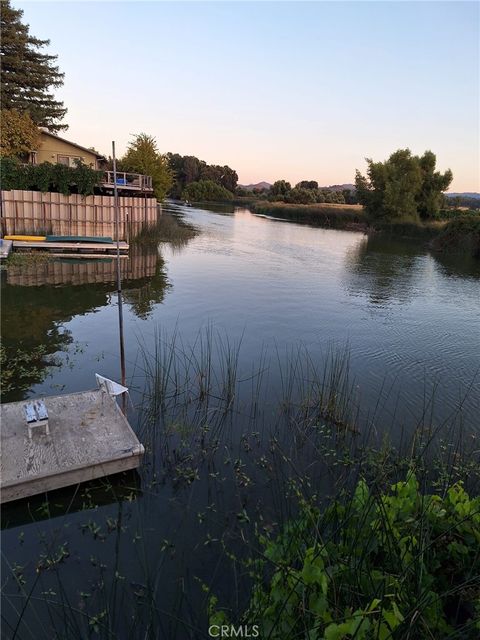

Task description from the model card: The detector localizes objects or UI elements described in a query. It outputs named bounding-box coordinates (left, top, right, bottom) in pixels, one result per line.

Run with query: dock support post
left=112, top=141, right=127, bottom=413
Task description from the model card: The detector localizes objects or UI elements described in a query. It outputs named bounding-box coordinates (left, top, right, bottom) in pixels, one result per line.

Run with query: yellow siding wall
left=36, top=133, right=100, bottom=168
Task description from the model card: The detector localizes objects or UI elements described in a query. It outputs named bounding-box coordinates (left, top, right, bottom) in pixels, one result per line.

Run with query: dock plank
left=1, top=390, right=144, bottom=503
left=12, top=240, right=129, bottom=253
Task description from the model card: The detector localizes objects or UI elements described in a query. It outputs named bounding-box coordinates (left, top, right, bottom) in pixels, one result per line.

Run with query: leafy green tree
left=296, top=180, right=318, bottom=190
left=285, top=187, right=316, bottom=204
left=166, top=153, right=238, bottom=198
left=183, top=180, right=233, bottom=202
left=323, top=190, right=346, bottom=204
left=0, top=0, right=67, bottom=131
left=356, top=149, right=432, bottom=220
left=342, top=188, right=358, bottom=205
left=122, top=133, right=173, bottom=201
left=270, top=180, right=292, bottom=197
left=0, top=109, right=40, bottom=158
left=219, top=166, right=238, bottom=193
left=416, top=151, right=453, bottom=219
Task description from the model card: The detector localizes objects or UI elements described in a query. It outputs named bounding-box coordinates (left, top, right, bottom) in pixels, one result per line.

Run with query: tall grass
left=252, top=202, right=366, bottom=230
left=130, top=212, right=197, bottom=248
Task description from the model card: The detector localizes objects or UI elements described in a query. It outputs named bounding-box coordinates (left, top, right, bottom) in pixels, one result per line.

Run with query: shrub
left=211, top=473, right=480, bottom=639
left=0, top=156, right=102, bottom=196
left=432, top=216, right=480, bottom=257
left=285, top=187, right=316, bottom=204
left=183, top=179, right=233, bottom=202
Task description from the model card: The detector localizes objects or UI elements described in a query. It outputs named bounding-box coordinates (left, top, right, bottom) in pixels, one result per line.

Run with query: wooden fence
left=0, top=190, right=159, bottom=239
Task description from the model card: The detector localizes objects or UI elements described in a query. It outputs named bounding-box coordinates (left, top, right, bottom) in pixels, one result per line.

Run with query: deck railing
left=100, top=171, right=153, bottom=192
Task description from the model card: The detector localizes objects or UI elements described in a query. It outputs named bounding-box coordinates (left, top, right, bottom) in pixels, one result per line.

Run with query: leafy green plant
left=432, top=216, right=480, bottom=258
left=211, top=473, right=480, bottom=639
left=0, top=156, right=102, bottom=195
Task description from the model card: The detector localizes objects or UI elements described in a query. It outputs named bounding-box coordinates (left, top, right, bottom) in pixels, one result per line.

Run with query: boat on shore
left=4, top=235, right=47, bottom=242
left=46, top=235, right=114, bottom=244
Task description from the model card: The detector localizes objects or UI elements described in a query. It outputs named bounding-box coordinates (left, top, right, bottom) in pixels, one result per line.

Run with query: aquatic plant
left=129, top=211, right=197, bottom=248
left=2, top=335, right=479, bottom=639
left=210, top=471, right=480, bottom=639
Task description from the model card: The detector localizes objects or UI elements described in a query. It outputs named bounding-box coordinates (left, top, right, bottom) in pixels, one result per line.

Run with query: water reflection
left=344, top=235, right=425, bottom=306
left=1, top=471, right=141, bottom=530
left=1, top=249, right=171, bottom=402
left=345, top=233, right=480, bottom=309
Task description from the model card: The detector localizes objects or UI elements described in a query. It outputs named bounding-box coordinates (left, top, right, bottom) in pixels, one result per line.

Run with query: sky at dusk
left=15, top=1, right=480, bottom=191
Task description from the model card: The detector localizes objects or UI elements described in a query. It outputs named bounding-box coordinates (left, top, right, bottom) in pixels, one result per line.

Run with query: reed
left=252, top=202, right=366, bottom=230
left=130, top=212, right=197, bottom=248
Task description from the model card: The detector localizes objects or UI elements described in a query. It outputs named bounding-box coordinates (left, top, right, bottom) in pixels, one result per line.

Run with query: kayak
left=4, top=235, right=47, bottom=242
left=46, top=235, right=114, bottom=244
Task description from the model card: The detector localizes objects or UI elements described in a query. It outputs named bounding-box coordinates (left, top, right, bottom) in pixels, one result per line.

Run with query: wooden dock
left=12, top=240, right=129, bottom=255
left=0, top=389, right=144, bottom=503
left=0, top=239, right=13, bottom=259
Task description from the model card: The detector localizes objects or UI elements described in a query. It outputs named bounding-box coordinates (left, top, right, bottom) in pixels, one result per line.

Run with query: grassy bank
left=431, top=216, right=480, bottom=258
left=252, top=201, right=367, bottom=231
left=251, top=202, right=480, bottom=257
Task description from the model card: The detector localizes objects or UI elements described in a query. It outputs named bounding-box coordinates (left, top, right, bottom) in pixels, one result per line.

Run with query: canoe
left=46, top=235, right=114, bottom=244
left=4, top=235, right=47, bottom=242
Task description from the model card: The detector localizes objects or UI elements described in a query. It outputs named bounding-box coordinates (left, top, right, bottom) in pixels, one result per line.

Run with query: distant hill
left=445, top=192, right=480, bottom=199
left=239, top=181, right=272, bottom=191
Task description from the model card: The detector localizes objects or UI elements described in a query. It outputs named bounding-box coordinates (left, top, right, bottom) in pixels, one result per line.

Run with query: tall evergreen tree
left=0, top=0, right=67, bottom=131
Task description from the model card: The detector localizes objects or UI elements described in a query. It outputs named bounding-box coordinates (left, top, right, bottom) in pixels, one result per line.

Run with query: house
left=30, top=130, right=153, bottom=195
left=31, top=130, right=106, bottom=169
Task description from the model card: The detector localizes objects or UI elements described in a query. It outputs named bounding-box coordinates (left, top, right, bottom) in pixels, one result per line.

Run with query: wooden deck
left=13, top=240, right=129, bottom=255
left=0, top=239, right=13, bottom=259
left=0, top=389, right=144, bottom=503
left=100, top=171, right=153, bottom=193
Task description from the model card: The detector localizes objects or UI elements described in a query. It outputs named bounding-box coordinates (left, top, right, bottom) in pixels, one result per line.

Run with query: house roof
left=39, top=129, right=106, bottom=160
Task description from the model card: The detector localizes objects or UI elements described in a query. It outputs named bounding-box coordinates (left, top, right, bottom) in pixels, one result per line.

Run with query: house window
left=57, top=155, right=83, bottom=167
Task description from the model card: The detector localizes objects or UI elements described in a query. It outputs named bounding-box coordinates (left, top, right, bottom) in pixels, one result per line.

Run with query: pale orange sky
left=18, top=1, right=480, bottom=192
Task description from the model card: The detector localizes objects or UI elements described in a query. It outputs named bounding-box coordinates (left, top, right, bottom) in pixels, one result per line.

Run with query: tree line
left=257, top=180, right=358, bottom=205
left=166, top=154, right=238, bottom=199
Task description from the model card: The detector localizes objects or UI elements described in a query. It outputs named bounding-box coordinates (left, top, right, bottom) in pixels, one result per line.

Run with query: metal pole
left=112, top=142, right=127, bottom=409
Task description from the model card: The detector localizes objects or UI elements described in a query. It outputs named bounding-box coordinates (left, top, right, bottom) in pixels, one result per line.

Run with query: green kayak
left=46, top=235, right=114, bottom=244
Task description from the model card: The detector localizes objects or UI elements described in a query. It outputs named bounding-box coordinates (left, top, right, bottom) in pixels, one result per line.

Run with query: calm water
left=2, top=203, right=479, bottom=424
left=2, top=204, right=479, bottom=638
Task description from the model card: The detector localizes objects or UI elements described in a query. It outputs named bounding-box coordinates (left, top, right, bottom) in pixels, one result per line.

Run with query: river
left=1, top=203, right=479, bottom=638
